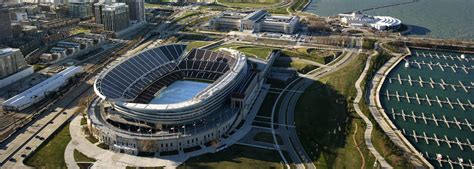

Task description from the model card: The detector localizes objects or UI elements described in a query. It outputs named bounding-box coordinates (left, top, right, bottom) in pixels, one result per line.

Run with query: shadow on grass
left=177, top=144, right=283, bottom=169
left=294, top=78, right=352, bottom=168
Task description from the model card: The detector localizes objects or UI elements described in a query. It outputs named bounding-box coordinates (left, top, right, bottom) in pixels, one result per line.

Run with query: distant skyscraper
left=94, top=2, right=104, bottom=24
left=117, top=0, right=144, bottom=22
left=0, top=8, right=13, bottom=40
left=69, top=0, right=94, bottom=19
left=101, top=3, right=130, bottom=32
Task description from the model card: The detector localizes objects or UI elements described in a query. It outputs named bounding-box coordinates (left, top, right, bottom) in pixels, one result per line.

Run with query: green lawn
left=69, top=27, right=90, bottom=35
left=186, top=41, right=214, bottom=50
left=218, top=44, right=276, bottom=60
left=177, top=145, right=283, bottom=169
left=74, top=149, right=96, bottom=162
left=24, top=124, right=71, bottom=168
left=267, top=7, right=289, bottom=14
left=362, top=39, right=377, bottom=50
left=295, top=54, right=375, bottom=168
left=281, top=48, right=338, bottom=64
left=218, top=0, right=281, bottom=8
left=273, top=58, right=318, bottom=74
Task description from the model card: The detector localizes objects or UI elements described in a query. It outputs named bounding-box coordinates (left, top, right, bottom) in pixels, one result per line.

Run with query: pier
left=408, top=59, right=471, bottom=74
left=386, top=110, right=472, bottom=130
left=416, top=51, right=471, bottom=62
left=382, top=49, right=472, bottom=169
left=388, top=75, right=472, bottom=92
left=426, top=153, right=472, bottom=168
left=404, top=131, right=473, bottom=151
left=383, top=90, right=472, bottom=109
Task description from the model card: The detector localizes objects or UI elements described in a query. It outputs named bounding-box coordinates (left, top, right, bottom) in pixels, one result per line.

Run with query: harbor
left=380, top=48, right=473, bottom=168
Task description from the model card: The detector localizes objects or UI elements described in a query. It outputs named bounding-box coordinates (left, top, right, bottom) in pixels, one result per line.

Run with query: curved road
left=271, top=49, right=364, bottom=169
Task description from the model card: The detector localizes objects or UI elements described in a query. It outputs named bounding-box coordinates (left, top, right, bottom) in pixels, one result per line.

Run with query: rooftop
left=0, top=48, right=19, bottom=57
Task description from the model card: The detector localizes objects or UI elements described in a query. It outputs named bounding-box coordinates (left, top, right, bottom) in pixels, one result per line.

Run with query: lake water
left=304, top=0, right=474, bottom=40
left=379, top=49, right=473, bottom=168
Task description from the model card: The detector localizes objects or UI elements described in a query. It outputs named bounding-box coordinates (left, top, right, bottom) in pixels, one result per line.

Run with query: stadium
left=87, top=44, right=263, bottom=155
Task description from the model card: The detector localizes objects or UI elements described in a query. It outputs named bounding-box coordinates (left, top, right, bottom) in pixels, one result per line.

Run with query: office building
left=117, top=0, right=144, bottom=22
left=95, top=2, right=130, bottom=32
left=210, top=10, right=299, bottom=34
left=0, top=48, right=33, bottom=88
left=69, top=0, right=93, bottom=19
left=102, top=3, right=130, bottom=32
left=0, top=8, right=13, bottom=40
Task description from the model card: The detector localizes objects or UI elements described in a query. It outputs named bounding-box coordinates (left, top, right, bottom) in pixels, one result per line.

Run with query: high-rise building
left=0, top=8, right=13, bottom=40
left=94, top=2, right=104, bottom=24
left=117, top=0, right=144, bottom=22
left=101, top=3, right=130, bottom=32
left=0, top=48, right=28, bottom=79
left=69, top=0, right=93, bottom=19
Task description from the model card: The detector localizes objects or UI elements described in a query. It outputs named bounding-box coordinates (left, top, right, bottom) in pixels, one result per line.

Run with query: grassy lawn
left=177, top=145, right=283, bottom=169
left=218, top=0, right=281, bottom=8
left=69, top=27, right=90, bottom=35
left=267, top=7, right=289, bottom=14
left=257, top=93, right=278, bottom=117
left=218, top=44, right=276, bottom=60
left=74, top=149, right=96, bottom=162
left=273, top=58, right=318, bottom=74
left=253, top=132, right=283, bottom=145
left=144, top=3, right=163, bottom=8
left=362, top=39, right=377, bottom=50
left=24, top=124, right=71, bottom=168
left=281, top=48, right=338, bottom=64
left=295, top=54, right=376, bottom=168
left=186, top=41, right=214, bottom=50
left=97, top=143, right=109, bottom=150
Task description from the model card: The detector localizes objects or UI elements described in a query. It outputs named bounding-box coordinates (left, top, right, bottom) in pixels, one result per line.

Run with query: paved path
left=366, top=49, right=432, bottom=168
left=352, top=51, right=392, bottom=168
left=65, top=140, right=80, bottom=169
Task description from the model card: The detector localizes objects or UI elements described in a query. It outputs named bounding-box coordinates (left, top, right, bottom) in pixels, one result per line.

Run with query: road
left=269, top=48, right=361, bottom=169
left=0, top=22, right=153, bottom=167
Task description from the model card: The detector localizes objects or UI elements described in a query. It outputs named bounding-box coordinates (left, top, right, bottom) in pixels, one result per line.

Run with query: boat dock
left=383, top=90, right=472, bottom=109
left=388, top=74, right=472, bottom=93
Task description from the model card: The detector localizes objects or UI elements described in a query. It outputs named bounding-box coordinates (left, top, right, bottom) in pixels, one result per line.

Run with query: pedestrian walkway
left=353, top=51, right=391, bottom=168
left=367, top=49, right=432, bottom=168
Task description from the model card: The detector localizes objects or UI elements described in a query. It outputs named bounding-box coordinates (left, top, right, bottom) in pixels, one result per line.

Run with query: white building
left=0, top=48, right=34, bottom=88
left=2, top=66, right=83, bottom=111
left=339, top=11, right=401, bottom=31
left=210, top=10, right=299, bottom=34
